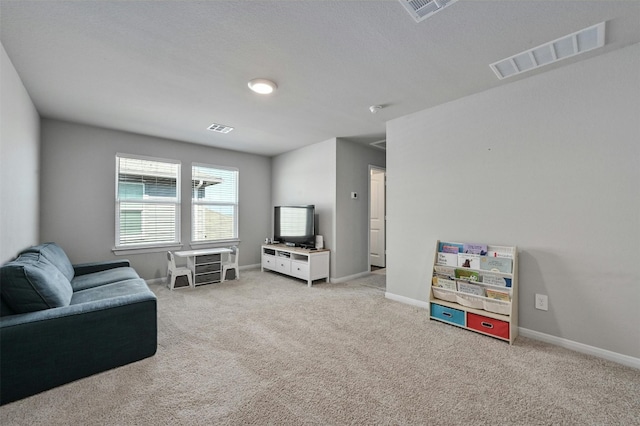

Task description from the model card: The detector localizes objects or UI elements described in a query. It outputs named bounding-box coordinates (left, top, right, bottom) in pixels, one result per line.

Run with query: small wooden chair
left=167, top=251, right=193, bottom=290
left=221, top=246, right=239, bottom=282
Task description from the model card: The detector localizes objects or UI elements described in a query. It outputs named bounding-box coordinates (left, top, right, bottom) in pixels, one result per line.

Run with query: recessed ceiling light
left=248, top=78, right=277, bottom=94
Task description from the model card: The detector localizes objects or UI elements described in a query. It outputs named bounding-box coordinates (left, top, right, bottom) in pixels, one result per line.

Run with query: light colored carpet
left=1, top=269, right=639, bottom=425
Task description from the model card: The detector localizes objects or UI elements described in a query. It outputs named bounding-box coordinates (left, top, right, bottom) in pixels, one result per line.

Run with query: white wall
left=272, top=138, right=337, bottom=275
left=386, top=43, right=640, bottom=358
left=335, top=139, right=386, bottom=278
left=0, top=43, right=40, bottom=263
left=40, top=119, right=272, bottom=279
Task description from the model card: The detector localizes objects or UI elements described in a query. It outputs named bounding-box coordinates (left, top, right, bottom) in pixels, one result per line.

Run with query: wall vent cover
left=490, top=22, right=606, bottom=80
left=207, top=123, right=234, bottom=133
left=398, top=0, right=458, bottom=23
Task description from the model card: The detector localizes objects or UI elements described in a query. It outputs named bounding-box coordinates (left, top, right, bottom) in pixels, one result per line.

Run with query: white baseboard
left=240, top=263, right=260, bottom=271
left=384, top=292, right=430, bottom=309
left=384, top=292, right=639, bottom=370
left=331, top=271, right=371, bottom=284
left=146, top=277, right=166, bottom=286
left=518, top=328, right=640, bottom=370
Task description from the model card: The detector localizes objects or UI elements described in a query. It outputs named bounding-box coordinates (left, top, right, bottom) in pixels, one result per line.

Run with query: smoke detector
left=398, top=0, right=459, bottom=23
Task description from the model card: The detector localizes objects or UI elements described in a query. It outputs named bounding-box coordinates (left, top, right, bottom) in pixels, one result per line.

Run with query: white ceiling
left=2, top=1, right=639, bottom=157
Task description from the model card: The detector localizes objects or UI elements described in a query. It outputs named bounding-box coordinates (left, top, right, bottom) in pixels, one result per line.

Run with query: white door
left=370, top=168, right=386, bottom=268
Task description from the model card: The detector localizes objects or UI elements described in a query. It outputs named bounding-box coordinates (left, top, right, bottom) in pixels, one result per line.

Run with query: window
left=116, top=154, right=181, bottom=248
left=192, top=164, right=238, bottom=243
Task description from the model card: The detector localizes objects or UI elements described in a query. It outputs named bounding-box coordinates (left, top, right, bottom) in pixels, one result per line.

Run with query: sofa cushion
left=70, top=278, right=153, bottom=305
left=0, top=297, right=15, bottom=317
left=70, top=267, right=141, bottom=292
left=20, top=242, right=75, bottom=281
left=0, top=253, right=73, bottom=313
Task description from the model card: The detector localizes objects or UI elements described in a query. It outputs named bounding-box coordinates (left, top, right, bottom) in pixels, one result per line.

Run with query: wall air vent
left=490, top=22, right=606, bottom=80
left=370, top=140, right=387, bottom=150
left=207, top=123, right=234, bottom=134
left=398, top=0, right=458, bottom=23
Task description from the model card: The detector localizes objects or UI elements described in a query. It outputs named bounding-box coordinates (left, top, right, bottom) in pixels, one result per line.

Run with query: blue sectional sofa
left=0, top=243, right=157, bottom=405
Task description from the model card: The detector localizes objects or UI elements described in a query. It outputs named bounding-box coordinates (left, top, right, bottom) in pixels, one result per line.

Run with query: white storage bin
left=483, top=299, right=511, bottom=315
left=456, top=293, right=485, bottom=309
left=431, top=287, right=458, bottom=303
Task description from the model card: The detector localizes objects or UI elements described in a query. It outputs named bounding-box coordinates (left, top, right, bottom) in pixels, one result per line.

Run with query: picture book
left=433, top=277, right=457, bottom=290
left=455, top=268, right=480, bottom=282
left=434, top=265, right=456, bottom=278
left=480, top=256, right=512, bottom=273
left=457, top=281, right=484, bottom=296
left=438, top=242, right=463, bottom=253
left=486, top=245, right=514, bottom=258
left=482, top=274, right=512, bottom=288
left=463, top=243, right=487, bottom=255
left=485, top=288, right=511, bottom=301
left=457, top=253, right=480, bottom=269
left=437, top=252, right=458, bottom=266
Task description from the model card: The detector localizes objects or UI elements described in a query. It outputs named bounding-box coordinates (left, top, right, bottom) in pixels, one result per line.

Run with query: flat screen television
left=274, top=205, right=315, bottom=248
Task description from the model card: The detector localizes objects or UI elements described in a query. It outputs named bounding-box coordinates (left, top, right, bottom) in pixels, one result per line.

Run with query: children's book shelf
left=429, top=240, right=518, bottom=344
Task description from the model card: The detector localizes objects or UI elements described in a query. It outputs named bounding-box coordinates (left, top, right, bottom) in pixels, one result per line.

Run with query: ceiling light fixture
left=248, top=78, right=277, bottom=94
left=369, top=105, right=383, bottom=114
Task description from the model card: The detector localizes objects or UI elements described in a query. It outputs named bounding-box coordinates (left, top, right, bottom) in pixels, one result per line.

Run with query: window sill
left=189, top=239, right=240, bottom=249
left=112, top=244, right=184, bottom=256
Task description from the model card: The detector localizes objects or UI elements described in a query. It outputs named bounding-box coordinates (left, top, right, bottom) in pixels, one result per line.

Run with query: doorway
left=369, top=166, right=386, bottom=272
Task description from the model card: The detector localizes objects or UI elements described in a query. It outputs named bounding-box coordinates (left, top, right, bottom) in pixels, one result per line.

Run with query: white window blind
left=192, top=164, right=238, bottom=242
left=116, top=154, right=180, bottom=248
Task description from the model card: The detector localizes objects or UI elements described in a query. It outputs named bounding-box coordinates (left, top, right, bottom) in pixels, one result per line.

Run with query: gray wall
left=40, top=119, right=272, bottom=279
left=271, top=138, right=337, bottom=275
left=386, top=43, right=640, bottom=358
left=335, top=139, right=386, bottom=278
left=0, top=42, right=40, bottom=263
left=272, top=138, right=386, bottom=280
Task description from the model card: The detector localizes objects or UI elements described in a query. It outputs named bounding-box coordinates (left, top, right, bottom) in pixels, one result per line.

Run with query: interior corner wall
left=271, top=138, right=337, bottom=276
left=0, top=43, right=40, bottom=263
left=386, top=43, right=640, bottom=358
left=335, top=139, right=386, bottom=278
left=39, top=119, right=272, bottom=279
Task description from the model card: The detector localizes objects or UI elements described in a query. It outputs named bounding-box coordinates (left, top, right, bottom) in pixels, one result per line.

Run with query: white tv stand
left=261, top=244, right=330, bottom=287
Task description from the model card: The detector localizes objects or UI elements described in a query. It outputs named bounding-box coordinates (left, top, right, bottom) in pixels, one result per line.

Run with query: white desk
left=174, top=248, right=232, bottom=286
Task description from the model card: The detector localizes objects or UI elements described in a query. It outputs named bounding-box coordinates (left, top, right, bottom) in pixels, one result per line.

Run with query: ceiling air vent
left=398, top=0, right=458, bottom=23
left=207, top=123, right=234, bottom=134
left=370, top=140, right=387, bottom=150
left=490, top=22, right=606, bottom=80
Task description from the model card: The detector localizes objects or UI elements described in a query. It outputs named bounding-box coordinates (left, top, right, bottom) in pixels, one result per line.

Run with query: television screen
left=274, top=205, right=315, bottom=247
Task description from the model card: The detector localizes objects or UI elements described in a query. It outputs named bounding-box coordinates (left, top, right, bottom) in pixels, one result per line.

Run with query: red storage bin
left=467, top=312, right=510, bottom=340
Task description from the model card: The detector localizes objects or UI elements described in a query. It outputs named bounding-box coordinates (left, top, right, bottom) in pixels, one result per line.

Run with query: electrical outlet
left=535, top=294, right=548, bottom=311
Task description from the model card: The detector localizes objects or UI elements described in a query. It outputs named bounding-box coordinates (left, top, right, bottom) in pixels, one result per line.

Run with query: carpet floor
left=1, top=269, right=638, bottom=425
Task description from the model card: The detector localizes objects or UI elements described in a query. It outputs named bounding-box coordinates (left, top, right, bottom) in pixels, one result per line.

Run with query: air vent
left=398, top=0, right=458, bottom=23
left=207, top=123, right=234, bottom=134
left=370, top=140, right=387, bottom=150
left=490, top=22, right=605, bottom=80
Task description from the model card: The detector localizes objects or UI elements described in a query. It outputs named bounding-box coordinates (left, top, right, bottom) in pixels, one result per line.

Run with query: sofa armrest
left=73, top=259, right=131, bottom=276
left=0, top=289, right=156, bottom=404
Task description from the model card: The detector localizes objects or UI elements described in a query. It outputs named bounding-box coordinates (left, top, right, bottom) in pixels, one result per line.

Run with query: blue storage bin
left=430, top=303, right=465, bottom=327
